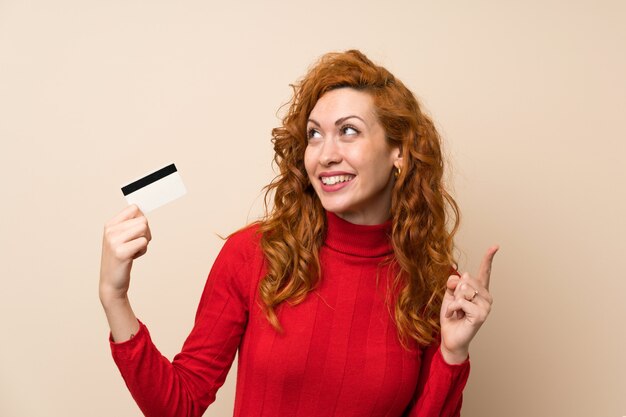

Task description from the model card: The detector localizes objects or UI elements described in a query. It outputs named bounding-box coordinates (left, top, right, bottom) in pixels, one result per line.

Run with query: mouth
left=320, top=174, right=355, bottom=186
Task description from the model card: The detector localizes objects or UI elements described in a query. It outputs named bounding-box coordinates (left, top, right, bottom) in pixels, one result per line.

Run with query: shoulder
left=214, top=222, right=264, bottom=269
left=223, top=222, right=263, bottom=254
left=226, top=222, right=262, bottom=244
left=200, top=223, right=265, bottom=308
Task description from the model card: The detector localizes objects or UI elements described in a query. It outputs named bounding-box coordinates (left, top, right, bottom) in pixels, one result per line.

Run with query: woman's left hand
left=439, top=245, right=499, bottom=364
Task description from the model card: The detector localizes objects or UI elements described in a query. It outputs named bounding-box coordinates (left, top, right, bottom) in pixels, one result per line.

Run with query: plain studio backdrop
left=0, top=1, right=624, bottom=416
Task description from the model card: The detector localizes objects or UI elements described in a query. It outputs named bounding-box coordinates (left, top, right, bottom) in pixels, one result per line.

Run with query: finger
left=106, top=215, right=144, bottom=232
left=106, top=204, right=145, bottom=228
left=109, top=219, right=151, bottom=248
left=135, top=217, right=152, bottom=242
left=472, top=295, right=492, bottom=316
left=445, top=298, right=474, bottom=319
left=466, top=296, right=491, bottom=324
left=124, top=220, right=151, bottom=245
left=456, top=275, right=493, bottom=304
left=106, top=216, right=150, bottom=242
left=461, top=285, right=479, bottom=302
left=477, top=245, right=499, bottom=290
left=447, top=275, right=461, bottom=291
left=133, top=246, right=148, bottom=260
left=115, top=237, right=148, bottom=261
left=445, top=297, right=487, bottom=323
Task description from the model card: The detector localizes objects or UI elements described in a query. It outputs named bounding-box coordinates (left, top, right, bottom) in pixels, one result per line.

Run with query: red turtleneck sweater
left=110, top=212, right=470, bottom=416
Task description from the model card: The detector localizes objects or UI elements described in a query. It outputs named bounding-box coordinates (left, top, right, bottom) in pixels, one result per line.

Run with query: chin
left=318, top=199, right=352, bottom=215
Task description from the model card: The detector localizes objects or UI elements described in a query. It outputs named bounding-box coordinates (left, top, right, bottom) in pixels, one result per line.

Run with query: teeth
left=321, top=175, right=354, bottom=185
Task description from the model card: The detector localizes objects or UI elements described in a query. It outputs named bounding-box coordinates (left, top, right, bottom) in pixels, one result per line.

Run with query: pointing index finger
left=478, top=245, right=499, bottom=290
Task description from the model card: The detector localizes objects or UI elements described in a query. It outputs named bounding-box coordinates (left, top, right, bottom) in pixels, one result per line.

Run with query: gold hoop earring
left=394, top=166, right=401, bottom=178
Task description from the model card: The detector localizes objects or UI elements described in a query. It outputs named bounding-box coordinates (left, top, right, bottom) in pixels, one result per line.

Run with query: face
left=304, top=88, right=402, bottom=225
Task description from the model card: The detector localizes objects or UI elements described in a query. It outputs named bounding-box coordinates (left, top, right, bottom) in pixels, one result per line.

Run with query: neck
left=323, top=211, right=393, bottom=258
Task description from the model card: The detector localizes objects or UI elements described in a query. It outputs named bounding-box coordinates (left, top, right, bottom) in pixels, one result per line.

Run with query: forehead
left=308, top=88, right=376, bottom=121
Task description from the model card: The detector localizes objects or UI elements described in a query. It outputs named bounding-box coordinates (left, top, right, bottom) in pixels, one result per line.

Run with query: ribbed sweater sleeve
left=406, top=343, right=470, bottom=417
left=109, top=226, right=258, bottom=417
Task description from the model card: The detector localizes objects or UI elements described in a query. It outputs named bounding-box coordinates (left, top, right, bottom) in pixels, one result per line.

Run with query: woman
left=100, top=50, right=498, bottom=417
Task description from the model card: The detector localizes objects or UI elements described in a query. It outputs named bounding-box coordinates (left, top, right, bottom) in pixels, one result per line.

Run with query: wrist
left=99, top=287, right=130, bottom=310
left=440, top=345, right=469, bottom=365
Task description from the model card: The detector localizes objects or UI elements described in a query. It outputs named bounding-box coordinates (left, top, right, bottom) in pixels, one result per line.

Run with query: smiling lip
left=319, top=171, right=355, bottom=192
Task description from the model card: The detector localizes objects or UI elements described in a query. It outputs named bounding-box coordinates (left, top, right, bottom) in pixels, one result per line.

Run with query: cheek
left=303, top=146, right=316, bottom=178
left=361, top=152, right=395, bottom=183
left=347, top=146, right=389, bottom=169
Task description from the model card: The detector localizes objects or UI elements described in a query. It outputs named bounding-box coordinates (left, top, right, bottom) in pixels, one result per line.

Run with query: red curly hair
left=257, top=50, right=459, bottom=347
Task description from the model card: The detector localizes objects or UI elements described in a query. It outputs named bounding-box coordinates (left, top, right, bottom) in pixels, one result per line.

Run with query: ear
left=392, top=145, right=403, bottom=170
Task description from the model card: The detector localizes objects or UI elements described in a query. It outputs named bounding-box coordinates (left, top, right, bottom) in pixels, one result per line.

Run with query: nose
left=319, top=137, right=342, bottom=167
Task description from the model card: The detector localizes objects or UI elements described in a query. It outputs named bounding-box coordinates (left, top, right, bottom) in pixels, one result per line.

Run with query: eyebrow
left=307, top=115, right=367, bottom=127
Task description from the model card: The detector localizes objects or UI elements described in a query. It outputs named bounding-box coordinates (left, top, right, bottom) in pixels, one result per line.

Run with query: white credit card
left=121, top=163, right=187, bottom=213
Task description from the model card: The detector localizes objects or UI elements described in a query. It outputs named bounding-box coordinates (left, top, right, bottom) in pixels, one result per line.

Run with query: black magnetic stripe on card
left=121, top=164, right=178, bottom=196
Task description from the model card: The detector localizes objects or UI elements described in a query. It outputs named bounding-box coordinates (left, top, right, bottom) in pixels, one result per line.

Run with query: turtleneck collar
left=323, top=211, right=394, bottom=258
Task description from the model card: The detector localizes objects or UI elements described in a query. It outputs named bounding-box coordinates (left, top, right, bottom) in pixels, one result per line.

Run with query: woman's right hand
left=99, top=204, right=152, bottom=304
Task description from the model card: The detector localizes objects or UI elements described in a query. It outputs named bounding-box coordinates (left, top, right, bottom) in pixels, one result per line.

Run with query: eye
left=307, top=128, right=322, bottom=140
left=341, top=125, right=359, bottom=136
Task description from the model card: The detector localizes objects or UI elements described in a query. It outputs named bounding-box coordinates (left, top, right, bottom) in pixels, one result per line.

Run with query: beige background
left=1, top=1, right=624, bottom=416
